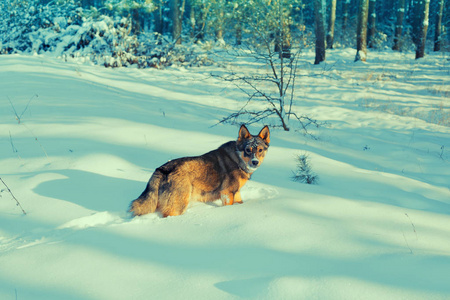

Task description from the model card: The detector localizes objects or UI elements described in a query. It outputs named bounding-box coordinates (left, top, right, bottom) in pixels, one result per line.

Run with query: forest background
left=1, top=0, right=448, bottom=69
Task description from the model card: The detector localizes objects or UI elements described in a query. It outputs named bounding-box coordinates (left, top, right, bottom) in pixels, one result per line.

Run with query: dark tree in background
left=392, top=0, right=406, bottom=51
left=412, top=0, right=430, bottom=59
left=314, top=0, right=326, bottom=64
left=434, top=0, right=445, bottom=51
left=273, top=0, right=293, bottom=59
left=355, top=0, right=369, bottom=61
left=171, top=0, right=183, bottom=44
left=154, top=0, right=165, bottom=36
left=342, top=0, right=351, bottom=31
left=367, top=0, right=377, bottom=48
left=214, top=0, right=225, bottom=41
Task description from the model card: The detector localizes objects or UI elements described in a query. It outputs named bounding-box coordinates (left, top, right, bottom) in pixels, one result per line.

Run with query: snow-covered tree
left=104, top=0, right=156, bottom=34
left=226, top=0, right=298, bottom=57
left=0, top=0, right=83, bottom=54
left=210, top=0, right=227, bottom=42
left=190, top=0, right=231, bottom=43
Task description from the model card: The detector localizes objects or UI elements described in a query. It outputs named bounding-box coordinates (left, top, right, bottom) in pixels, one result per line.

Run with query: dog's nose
left=251, top=160, right=259, bottom=167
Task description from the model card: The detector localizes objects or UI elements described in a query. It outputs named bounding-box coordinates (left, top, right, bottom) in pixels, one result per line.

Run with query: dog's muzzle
left=251, top=159, right=259, bottom=167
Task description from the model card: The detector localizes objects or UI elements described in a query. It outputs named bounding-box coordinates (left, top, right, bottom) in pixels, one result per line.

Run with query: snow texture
left=0, top=48, right=450, bottom=300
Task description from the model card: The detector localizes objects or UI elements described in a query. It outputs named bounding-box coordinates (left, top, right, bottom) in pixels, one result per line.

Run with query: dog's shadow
left=34, top=169, right=143, bottom=212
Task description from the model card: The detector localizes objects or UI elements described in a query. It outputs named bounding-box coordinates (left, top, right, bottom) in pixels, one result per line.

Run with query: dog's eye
left=245, top=147, right=252, bottom=154
left=258, top=148, right=262, bottom=153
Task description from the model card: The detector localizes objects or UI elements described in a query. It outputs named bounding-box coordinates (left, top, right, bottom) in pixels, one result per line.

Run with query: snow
left=0, top=49, right=450, bottom=300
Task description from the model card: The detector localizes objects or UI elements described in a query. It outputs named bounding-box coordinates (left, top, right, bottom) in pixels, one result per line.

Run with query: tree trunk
left=434, top=0, right=444, bottom=51
left=355, top=0, right=369, bottom=62
left=275, top=28, right=291, bottom=59
left=216, top=20, right=224, bottom=42
left=342, top=0, right=351, bottom=31
left=275, top=31, right=291, bottom=58
left=392, top=0, right=405, bottom=51
left=154, top=0, right=164, bottom=35
left=216, top=28, right=223, bottom=42
left=193, top=2, right=209, bottom=42
left=367, top=0, right=376, bottom=48
left=272, top=1, right=292, bottom=59
left=326, top=0, right=337, bottom=49
left=236, top=24, right=242, bottom=45
left=171, top=0, right=182, bottom=44
left=131, top=9, right=141, bottom=34
left=190, top=4, right=196, bottom=39
left=215, top=1, right=224, bottom=42
left=314, top=0, right=326, bottom=64
left=412, top=0, right=430, bottom=59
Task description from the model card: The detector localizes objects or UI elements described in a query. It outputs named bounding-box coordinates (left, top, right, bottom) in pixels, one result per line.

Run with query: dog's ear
left=258, top=126, right=270, bottom=145
left=238, top=124, right=251, bottom=141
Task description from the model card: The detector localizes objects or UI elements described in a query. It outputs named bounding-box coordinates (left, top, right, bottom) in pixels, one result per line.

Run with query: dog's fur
left=129, top=125, right=270, bottom=217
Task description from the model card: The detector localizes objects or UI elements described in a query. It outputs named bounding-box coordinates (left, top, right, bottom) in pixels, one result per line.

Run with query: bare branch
left=7, top=94, right=38, bottom=124
left=0, top=177, right=26, bottom=215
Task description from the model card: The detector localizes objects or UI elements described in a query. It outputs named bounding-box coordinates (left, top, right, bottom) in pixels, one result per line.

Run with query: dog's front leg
left=233, top=191, right=243, bottom=204
left=221, top=193, right=234, bottom=206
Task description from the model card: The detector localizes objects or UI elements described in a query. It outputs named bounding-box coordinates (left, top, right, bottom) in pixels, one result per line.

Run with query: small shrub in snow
left=291, top=154, right=318, bottom=184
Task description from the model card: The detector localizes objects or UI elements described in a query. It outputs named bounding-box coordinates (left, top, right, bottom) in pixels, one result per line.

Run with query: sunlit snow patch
left=58, top=211, right=121, bottom=229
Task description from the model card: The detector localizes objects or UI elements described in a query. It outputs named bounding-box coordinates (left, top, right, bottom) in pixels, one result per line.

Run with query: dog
left=129, top=125, right=270, bottom=217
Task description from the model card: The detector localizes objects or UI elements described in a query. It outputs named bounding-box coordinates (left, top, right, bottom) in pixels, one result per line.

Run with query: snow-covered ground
left=0, top=49, right=449, bottom=300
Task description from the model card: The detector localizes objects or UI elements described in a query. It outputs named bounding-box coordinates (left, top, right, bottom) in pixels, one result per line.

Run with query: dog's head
left=236, top=125, right=270, bottom=173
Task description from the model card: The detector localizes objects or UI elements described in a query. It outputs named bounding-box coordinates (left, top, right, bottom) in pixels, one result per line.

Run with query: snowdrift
left=0, top=50, right=449, bottom=299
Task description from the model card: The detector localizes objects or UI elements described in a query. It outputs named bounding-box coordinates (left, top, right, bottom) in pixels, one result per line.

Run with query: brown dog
left=129, top=125, right=270, bottom=217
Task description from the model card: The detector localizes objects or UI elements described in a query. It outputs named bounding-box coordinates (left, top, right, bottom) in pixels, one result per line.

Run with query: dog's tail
left=129, top=171, right=162, bottom=216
